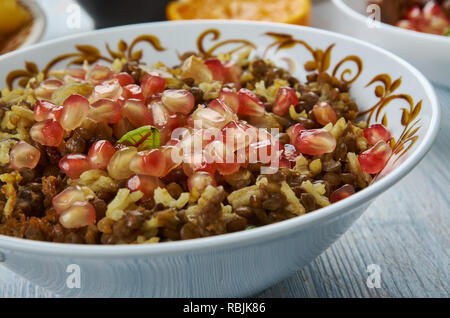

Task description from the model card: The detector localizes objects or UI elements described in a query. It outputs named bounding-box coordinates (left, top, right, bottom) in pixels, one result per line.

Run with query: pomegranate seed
left=127, top=175, right=162, bottom=201
left=282, top=143, right=299, bottom=167
left=113, top=118, right=135, bottom=139
left=312, top=102, right=337, bottom=126
left=238, top=88, right=265, bottom=117
left=223, top=61, right=242, bottom=88
left=218, top=87, right=239, bottom=113
left=358, top=140, right=392, bottom=174
left=59, top=202, right=96, bottom=229
left=161, top=89, right=195, bottom=115
left=130, top=149, right=166, bottom=177
left=188, top=171, right=216, bottom=194
left=90, top=79, right=123, bottom=103
left=330, top=184, right=355, bottom=203
left=273, top=87, right=298, bottom=116
left=407, top=5, right=422, bottom=20
left=205, top=58, right=227, bottom=82
left=183, top=152, right=216, bottom=176
left=59, top=94, right=90, bottom=131
left=364, top=124, right=391, bottom=145
left=161, top=140, right=182, bottom=175
left=141, top=72, right=165, bottom=98
left=122, top=84, right=144, bottom=101
left=87, top=64, right=113, bottom=83
left=52, top=186, right=86, bottom=214
left=294, top=129, right=336, bottom=156
left=192, top=105, right=229, bottom=129
left=222, top=120, right=255, bottom=151
left=59, top=154, right=91, bottom=179
left=30, top=120, right=64, bottom=147
left=34, top=100, right=59, bottom=122
left=114, top=72, right=135, bottom=86
left=207, top=99, right=236, bottom=124
left=35, top=79, right=63, bottom=99
left=87, top=140, right=116, bottom=170
left=9, top=141, right=41, bottom=170
left=150, top=100, right=169, bottom=127
left=181, top=55, right=213, bottom=84
left=107, top=147, right=137, bottom=180
left=286, top=123, right=305, bottom=144
left=123, top=99, right=153, bottom=127
left=65, top=68, right=86, bottom=80
left=216, top=161, right=241, bottom=175
left=203, top=140, right=231, bottom=164
left=88, top=98, right=122, bottom=124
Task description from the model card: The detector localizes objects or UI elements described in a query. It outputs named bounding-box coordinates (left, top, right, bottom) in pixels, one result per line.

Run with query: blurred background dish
left=328, top=0, right=450, bottom=88
left=166, top=0, right=311, bottom=25
left=0, top=0, right=46, bottom=54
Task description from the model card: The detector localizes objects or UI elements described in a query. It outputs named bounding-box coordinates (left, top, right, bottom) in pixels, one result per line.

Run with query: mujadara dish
left=369, top=0, right=450, bottom=36
left=0, top=46, right=395, bottom=244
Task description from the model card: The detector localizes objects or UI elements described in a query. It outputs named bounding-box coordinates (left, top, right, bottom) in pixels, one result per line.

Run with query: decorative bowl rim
left=332, top=0, right=450, bottom=43
left=0, top=20, right=441, bottom=258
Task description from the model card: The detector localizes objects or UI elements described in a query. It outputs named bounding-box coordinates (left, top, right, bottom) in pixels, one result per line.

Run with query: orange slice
left=166, top=0, right=311, bottom=26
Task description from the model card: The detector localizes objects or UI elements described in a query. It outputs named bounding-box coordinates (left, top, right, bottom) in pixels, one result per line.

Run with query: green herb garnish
left=117, top=125, right=160, bottom=150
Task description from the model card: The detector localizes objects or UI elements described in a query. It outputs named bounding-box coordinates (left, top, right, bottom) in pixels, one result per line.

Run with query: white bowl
left=331, top=0, right=450, bottom=88
left=0, top=21, right=440, bottom=297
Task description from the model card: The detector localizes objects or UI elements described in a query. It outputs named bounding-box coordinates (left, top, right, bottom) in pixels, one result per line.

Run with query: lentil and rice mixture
left=0, top=50, right=393, bottom=244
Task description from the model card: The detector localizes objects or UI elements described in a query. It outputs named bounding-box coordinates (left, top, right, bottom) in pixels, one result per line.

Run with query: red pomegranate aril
left=59, top=154, right=91, bottom=179
left=35, top=79, right=63, bottom=99
left=130, top=149, right=166, bottom=177
left=192, top=106, right=228, bottom=129
left=59, top=202, right=96, bottom=229
left=286, top=123, right=305, bottom=144
left=222, top=120, right=254, bottom=151
left=312, top=102, right=337, bottom=126
left=205, top=58, right=227, bottom=82
left=65, top=68, right=86, bottom=80
left=59, top=94, right=90, bottom=130
left=218, top=87, right=239, bottom=113
left=295, top=129, right=336, bottom=156
left=273, top=87, right=298, bottom=116
left=30, top=120, right=64, bottom=147
left=141, top=72, right=166, bottom=98
left=122, top=84, right=144, bottom=101
left=223, top=61, right=242, bottom=88
left=161, top=89, right=195, bottom=115
left=188, top=171, right=216, bottom=194
left=358, top=140, right=392, bottom=174
left=216, top=161, right=241, bottom=175
left=87, top=140, right=116, bottom=170
left=127, top=175, right=162, bottom=201
left=34, top=100, right=58, bottom=122
left=87, top=64, right=113, bottom=83
left=88, top=98, right=122, bottom=124
left=114, top=72, right=135, bottom=86
left=283, top=143, right=299, bottom=163
left=183, top=152, right=216, bottom=176
left=150, top=100, right=169, bottom=127
left=9, top=141, right=41, bottom=170
left=90, top=79, right=123, bottom=103
left=238, top=88, right=265, bottom=117
left=52, top=186, right=86, bottom=215
left=107, top=147, right=137, bottom=180
left=330, top=184, right=355, bottom=203
left=364, top=124, right=391, bottom=145
left=123, top=99, right=153, bottom=127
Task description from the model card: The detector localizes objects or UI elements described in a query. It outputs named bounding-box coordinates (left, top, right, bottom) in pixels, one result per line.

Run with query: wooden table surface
left=0, top=0, right=449, bottom=298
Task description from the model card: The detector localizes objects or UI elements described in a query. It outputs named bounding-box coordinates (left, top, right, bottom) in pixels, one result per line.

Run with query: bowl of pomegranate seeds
left=0, top=21, right=440, bottom=297
left=331, top=0, right=450, bottom=88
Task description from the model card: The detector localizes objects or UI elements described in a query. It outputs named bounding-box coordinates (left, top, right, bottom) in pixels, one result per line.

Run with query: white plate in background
left=319, top=0, right=450, bottom=88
